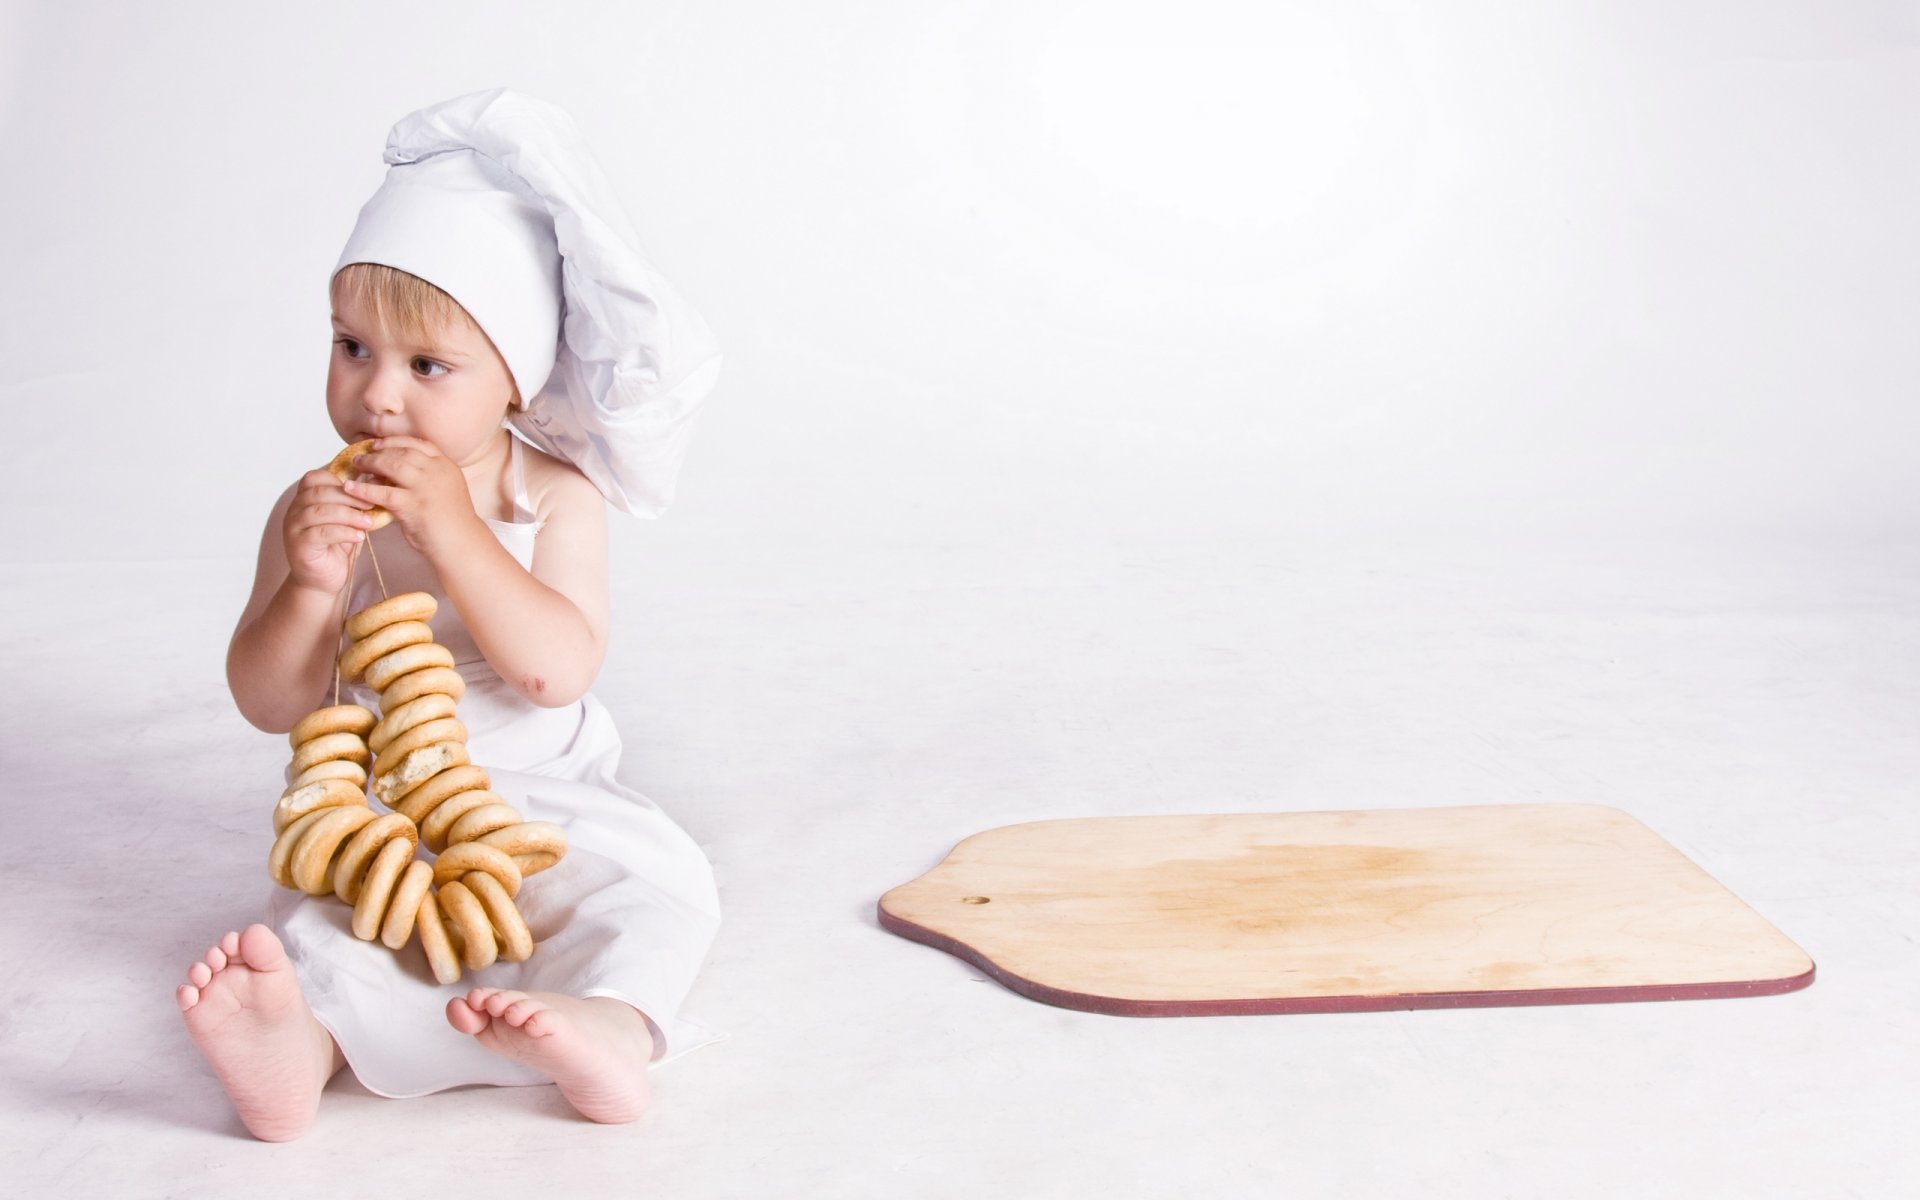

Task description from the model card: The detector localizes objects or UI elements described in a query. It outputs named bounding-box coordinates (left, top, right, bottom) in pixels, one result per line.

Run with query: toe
left=520, top=1008, right=559, bottom=1039
left=237, top=924, right=289, bottom=972
left=482, top=990, right=526, bottom=1018
left=446, top=996, right=490, bottom=1035
left=204, top=945, right=229, bottom=972
left=177, top=983, right=199, bottom=1011
left=501, top=997, right=547, bottom=1027
left=219, top=930, right=241, bottom=957
left=188, top=961, right=212, bottom=989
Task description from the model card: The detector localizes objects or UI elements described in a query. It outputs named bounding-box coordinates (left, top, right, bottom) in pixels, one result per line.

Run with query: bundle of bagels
left=266, top=440, right=567, bottom=983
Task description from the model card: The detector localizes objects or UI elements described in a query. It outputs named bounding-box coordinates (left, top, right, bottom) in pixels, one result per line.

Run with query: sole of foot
left=177, top=924, right=340, bottom=1141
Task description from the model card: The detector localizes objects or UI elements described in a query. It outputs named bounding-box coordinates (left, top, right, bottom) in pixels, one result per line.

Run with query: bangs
left=331, top=262, right=475, bottom=347
left=330, top=263, right=521, bottom=407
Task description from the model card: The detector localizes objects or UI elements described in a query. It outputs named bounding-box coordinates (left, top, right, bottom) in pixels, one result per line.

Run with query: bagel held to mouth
left=326, top=439, right=392, bottom=531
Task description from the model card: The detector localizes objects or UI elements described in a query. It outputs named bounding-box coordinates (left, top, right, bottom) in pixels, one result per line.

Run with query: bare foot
left=176, top=924, right=342, bottom=1141
left=447, top=989, right=654, bottom=1123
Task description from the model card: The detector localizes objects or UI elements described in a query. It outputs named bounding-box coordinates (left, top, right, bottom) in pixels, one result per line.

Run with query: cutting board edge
left=875, top=901, right=1816, bottom=1017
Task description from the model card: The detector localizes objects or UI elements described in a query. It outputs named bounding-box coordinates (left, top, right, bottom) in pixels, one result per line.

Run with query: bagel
left=464, top=870, right=534, bottom=963
left=345, top=591, right=437, bottom=641
left=418, top=787, right=504, bottom=854
left=437, top=880, right=497, bottom=971
left=272, top=777, right=367, bottom=834
left=289, top=758, right=368, bottom=790
left=432, top=840, right=522, bottom=898
left=338, top=620, right=434, bottom=683
left=289, top=805, right=378, bottom=895
left=288, top=730, right=372, bottom=776
left=368, top=692, right=458, bottom=755
left=444, top=803, right=520, bottom=849
left=476, top=820, right=568, bottom=877
left=390, top=764, right=491, bottom=824
left=348, top=836, right=416, bottom=940
left=289, top=704, right=377, bottom=748
left=415, top=887, right=462, bottom=984
left=380, top=859, right=434, bottom=950
left=325, top=440, right=392, bottom=530
left=269, top=808, right=330, bottom=889
left=370, top=717, right=468, bottom=779
left=330, top=811, right=419, bottom=905
left=380, top=665, right=467, bottom=708
left=365, top=642, right=457, bottom=692
left=371, top=740, right=469, bottom=806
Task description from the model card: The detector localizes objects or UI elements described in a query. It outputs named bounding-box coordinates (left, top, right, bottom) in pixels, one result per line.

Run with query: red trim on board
left=876, top=904, right=1816, bottom=1017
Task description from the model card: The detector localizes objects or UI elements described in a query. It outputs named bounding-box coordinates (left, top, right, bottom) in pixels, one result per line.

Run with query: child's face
left=326, top=286, right=515, bottom=464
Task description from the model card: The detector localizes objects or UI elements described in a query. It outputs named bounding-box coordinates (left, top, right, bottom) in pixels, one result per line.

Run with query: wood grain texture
left=877, top=805, right=1814, bottom=1015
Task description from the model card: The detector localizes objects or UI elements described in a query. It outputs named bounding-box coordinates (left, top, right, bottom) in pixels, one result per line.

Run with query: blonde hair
left=330, top=262, right=522, bottom=408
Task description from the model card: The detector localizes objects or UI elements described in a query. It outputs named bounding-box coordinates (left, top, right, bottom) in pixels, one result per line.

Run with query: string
left=333, top=542, right=360, bottom=709
left=329, top=530, right=389, bottom=709
left=367, top=530, right=390, bottom=600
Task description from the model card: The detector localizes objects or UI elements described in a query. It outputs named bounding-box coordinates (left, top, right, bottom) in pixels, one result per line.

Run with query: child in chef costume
left=176, top=89, right=725, bottom=1140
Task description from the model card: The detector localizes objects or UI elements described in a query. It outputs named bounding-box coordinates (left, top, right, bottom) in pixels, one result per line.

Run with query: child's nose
left=359, top=370, right=408, bottom=415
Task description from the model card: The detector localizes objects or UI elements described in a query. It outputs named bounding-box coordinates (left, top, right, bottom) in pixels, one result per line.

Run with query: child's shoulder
left=519, top=441, right=604, bottom=520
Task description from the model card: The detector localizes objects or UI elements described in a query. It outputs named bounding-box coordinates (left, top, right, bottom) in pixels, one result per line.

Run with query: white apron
left=266, top=433, right=723, bottom=1097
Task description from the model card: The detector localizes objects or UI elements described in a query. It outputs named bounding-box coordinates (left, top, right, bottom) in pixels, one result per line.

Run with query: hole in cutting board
left=961, top=896, right=991, bottom=905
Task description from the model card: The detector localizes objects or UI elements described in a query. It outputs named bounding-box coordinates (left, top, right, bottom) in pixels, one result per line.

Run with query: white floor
left=2, top=531, right=1913, bottom=1198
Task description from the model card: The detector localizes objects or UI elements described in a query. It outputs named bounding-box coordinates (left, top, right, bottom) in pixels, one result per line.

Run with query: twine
left=331, top=531, right=390, bottom=708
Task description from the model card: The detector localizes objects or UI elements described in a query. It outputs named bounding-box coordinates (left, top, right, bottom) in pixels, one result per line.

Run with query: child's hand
left=282, top=470, right=379, bottom=596
left=341, top=437, right=483, bottom=562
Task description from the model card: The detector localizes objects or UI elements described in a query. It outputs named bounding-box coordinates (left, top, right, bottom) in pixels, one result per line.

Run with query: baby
left=175, top=91, right=722, bottom=1140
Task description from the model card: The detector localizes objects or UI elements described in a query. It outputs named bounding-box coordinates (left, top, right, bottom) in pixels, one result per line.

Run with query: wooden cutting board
left=877, top=805, right=1814, bottom=1015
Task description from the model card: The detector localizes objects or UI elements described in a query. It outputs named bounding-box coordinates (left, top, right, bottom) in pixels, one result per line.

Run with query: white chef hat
left=331, top=88, right=722, bottom=517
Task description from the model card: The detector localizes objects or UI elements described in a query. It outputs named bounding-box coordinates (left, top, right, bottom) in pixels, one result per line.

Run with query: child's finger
left=367, top=435, right=439, bottom=459
left=341, top=477, right=400, bottom=509
left=350, top=446, right=423, bottom=486
left=297, top=470, right=375, bottom=510
left=301, top=503, right=381, bottom=530
left=298, top=468, right=361, bottom=497
left=288, top=505, right=373, bottom=538
left=289, top=518, right=367, bottom=552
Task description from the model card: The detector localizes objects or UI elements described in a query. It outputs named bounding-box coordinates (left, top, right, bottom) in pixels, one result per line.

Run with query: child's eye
left=413, top=358, right=449, bottom=378
left=335, top=337, right=364, bottom=357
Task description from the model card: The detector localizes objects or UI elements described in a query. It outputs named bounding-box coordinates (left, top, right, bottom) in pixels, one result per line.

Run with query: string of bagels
left=266, top=439, right=568, bottom=984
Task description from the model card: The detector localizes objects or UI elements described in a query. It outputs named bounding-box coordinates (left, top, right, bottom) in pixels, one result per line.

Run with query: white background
left=2, top=2, right=1915, bottom=1197
left=2, top=0, right=1913, bottom=561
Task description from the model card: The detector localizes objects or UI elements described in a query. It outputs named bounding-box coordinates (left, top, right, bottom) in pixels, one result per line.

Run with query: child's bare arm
left=346, top=438, right=609, bottom=707
left=228, top=474, right=379, bottom=732
left=435, top=470, right=608, bottom=706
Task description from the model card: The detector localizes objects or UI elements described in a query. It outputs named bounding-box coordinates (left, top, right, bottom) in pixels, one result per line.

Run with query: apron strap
left=508, top=431, right=537, bottom=522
